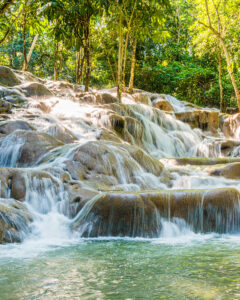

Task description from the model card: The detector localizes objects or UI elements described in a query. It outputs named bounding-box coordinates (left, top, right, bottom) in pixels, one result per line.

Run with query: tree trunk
left=76, top=50, right=81, bottom=84
left=107, top=53, right=116, bottom=85
left=76, top=49, right=85, bottom=84
left=22, top=33, right=39, bottom=71
left=84, top=21, right=91, bottom=92
left=54, top=42, right=59, bottom=81
left=102, top=40, right=116, bottom=84
left=84, top=41, right=90, bottom=92
left=128, top=38, right=137, bottom=93
left=122, top=31, right=130, bottom=91
left=219, top=37, right=240, bottom=111
left=117, top=8, right=123, bottom=101
left=22, top=12, right=27, bottom=71
left=218, top=53, right=223, bottom=112
left=0, top=8, right=23, bottom=45
left=122, top=0, right=137, bottom=91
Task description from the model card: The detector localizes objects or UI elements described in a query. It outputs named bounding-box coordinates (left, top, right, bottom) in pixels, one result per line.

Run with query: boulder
left=65, top=140, right=165, bottom=188
left=45, top=124, right=77, bottom=144
left=15, top=70, right=44, bottom=83
left=152, top=98, right=174, bottom=112
left=132, top=93, right=151, bottom=105
left=20, top=82, right=53, bottom=98
left=0, top=99, right=12, bottom=113
left=96, top=128, right=123, bottom=143
left=175, top=110, right=220, bottom=132
left=0, top=198, right=32, bottom=243
left=0, top=130, right=64, bottom=167
left=46, top=80, right=76, bottom=98
left=72, top=187, right=240, bottom=237
left=81, top=94, right=96, bottom=104
left=96, top=93, right=119, bottom=104
left=208, top=162, right=240, bottom=179
left=222, top=113, right=240, bottom=139
left=0, top=120, right=34, bottom=135
left=0, top=66, right=21, bottom=87
left=0, top=86, right=28, bottom=105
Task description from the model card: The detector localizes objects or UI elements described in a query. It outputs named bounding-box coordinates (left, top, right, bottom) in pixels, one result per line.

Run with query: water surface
left=1, top=235, right=240, bottom=299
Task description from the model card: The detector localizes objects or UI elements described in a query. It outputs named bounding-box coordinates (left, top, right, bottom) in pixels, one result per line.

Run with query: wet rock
left=208, top=162, right=240, bottom=179
left=0, top=120, right=34, bottom=135
left=222, top=113, right=240, bottom=139
left=0, top=99, right=12, bottom=113
left=166, top=157, right=240, bottom=166
left=33, top=101, right=51, bottom=113
left=132, top=93, right=151, bottom=105
left=66, top=140, right=164, bottom=188
left=15, top=70, right=44, bottom=83
left=152, top=98, right=174, bottom=112
left=0, top=86, right=28, bottom=105
left=46, top=80, right=88, bottom=98
left=125, top=117, right=144, bottom=146
left=96, top=93, right=119, bottom=104
left=66, top=182, right=98, bottom=218
left=0, top=198, right=32, bottom=243
left=0, top=167, right=60, bottom=202
left=220, top=140, right=240, bottom=156
left=20, top=82, right=53, bottom=99
left=109, top=113, right=125, bottom=135
left=96, top=128, right=123, bottom=143
left=175, top=110, right=219, bottom=132
left=82, top=94, right=96, bottom=104
left=45, top=124, right=77, bottom=144
left=47, top=81, right=77, bottom=98
left=0, top=66, right=21, bottom=87
left=72, top=187, right=240, bottom=237
left=0, top=130, right=64, bottom=167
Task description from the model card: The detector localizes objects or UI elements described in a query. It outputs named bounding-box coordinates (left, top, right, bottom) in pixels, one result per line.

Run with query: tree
left=196, top=0, right=240, bottom=110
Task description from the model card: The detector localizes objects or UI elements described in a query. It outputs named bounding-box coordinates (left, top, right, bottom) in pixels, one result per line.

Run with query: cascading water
left=2, top=70, right=240, bottom=299
left=0, top=72, right=240, bottom=247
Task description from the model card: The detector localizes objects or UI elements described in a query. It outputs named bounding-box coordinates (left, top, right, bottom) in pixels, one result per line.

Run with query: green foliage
left=0, top=0, right=239, bottom=109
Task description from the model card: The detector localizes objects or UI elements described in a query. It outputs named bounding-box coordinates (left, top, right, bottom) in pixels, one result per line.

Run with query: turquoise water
left=0, top=235, right=240, bottom=299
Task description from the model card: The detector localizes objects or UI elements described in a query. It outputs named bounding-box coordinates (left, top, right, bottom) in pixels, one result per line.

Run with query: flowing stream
left=1, top=77, right=240, bottom=299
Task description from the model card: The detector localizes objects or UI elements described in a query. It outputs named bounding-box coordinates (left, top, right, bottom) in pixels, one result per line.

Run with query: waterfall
left=0, top=76, right=240, bottom=244
left=0, top=134, right=24, bottom=167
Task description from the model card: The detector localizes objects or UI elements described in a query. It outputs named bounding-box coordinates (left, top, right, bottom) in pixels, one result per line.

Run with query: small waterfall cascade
left=22, top=171, right=72, bottom=242
left=72, top=189, right=240, bottom=238
left=0, top=70, right=240, bottom=244
left=0, top=134, right=24, bottom=167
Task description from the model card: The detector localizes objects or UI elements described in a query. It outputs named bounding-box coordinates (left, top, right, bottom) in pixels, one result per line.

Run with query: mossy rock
left=0, top=66, right=21, bottom=87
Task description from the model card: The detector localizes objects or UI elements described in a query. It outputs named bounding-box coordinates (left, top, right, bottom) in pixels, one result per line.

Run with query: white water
left=0, top=80, right=240, bottom=256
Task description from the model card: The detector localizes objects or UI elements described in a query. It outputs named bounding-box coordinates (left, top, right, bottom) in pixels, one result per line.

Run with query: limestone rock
left=0, top=120, right=34, bottom=135
left=152, top=98, right=174, bottom=112
left=65, top=141, right=164, bottom=188
left=0, top=99, right=12, bottom=113
left=222, top=113, right=240, bottom=139
left=0, top=198, right=32, bottom=243
left=0, top=86, right=28, bottom=105
left=96, top=93, right=119, bottom=104
left=0, top=130, right=64, bottom=167
left=0, top=66, right=21, bottom=87
left=20, top=82, right=53, bottom=99
left=208, top=162, right=240, bottom=179
left=175, top=110, right=220, bottom=132
left=72, top=188, right=239, bottom=237
left=45, top=124, right=77, bottom=144
left=132, top=93, right=151, bottom=105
